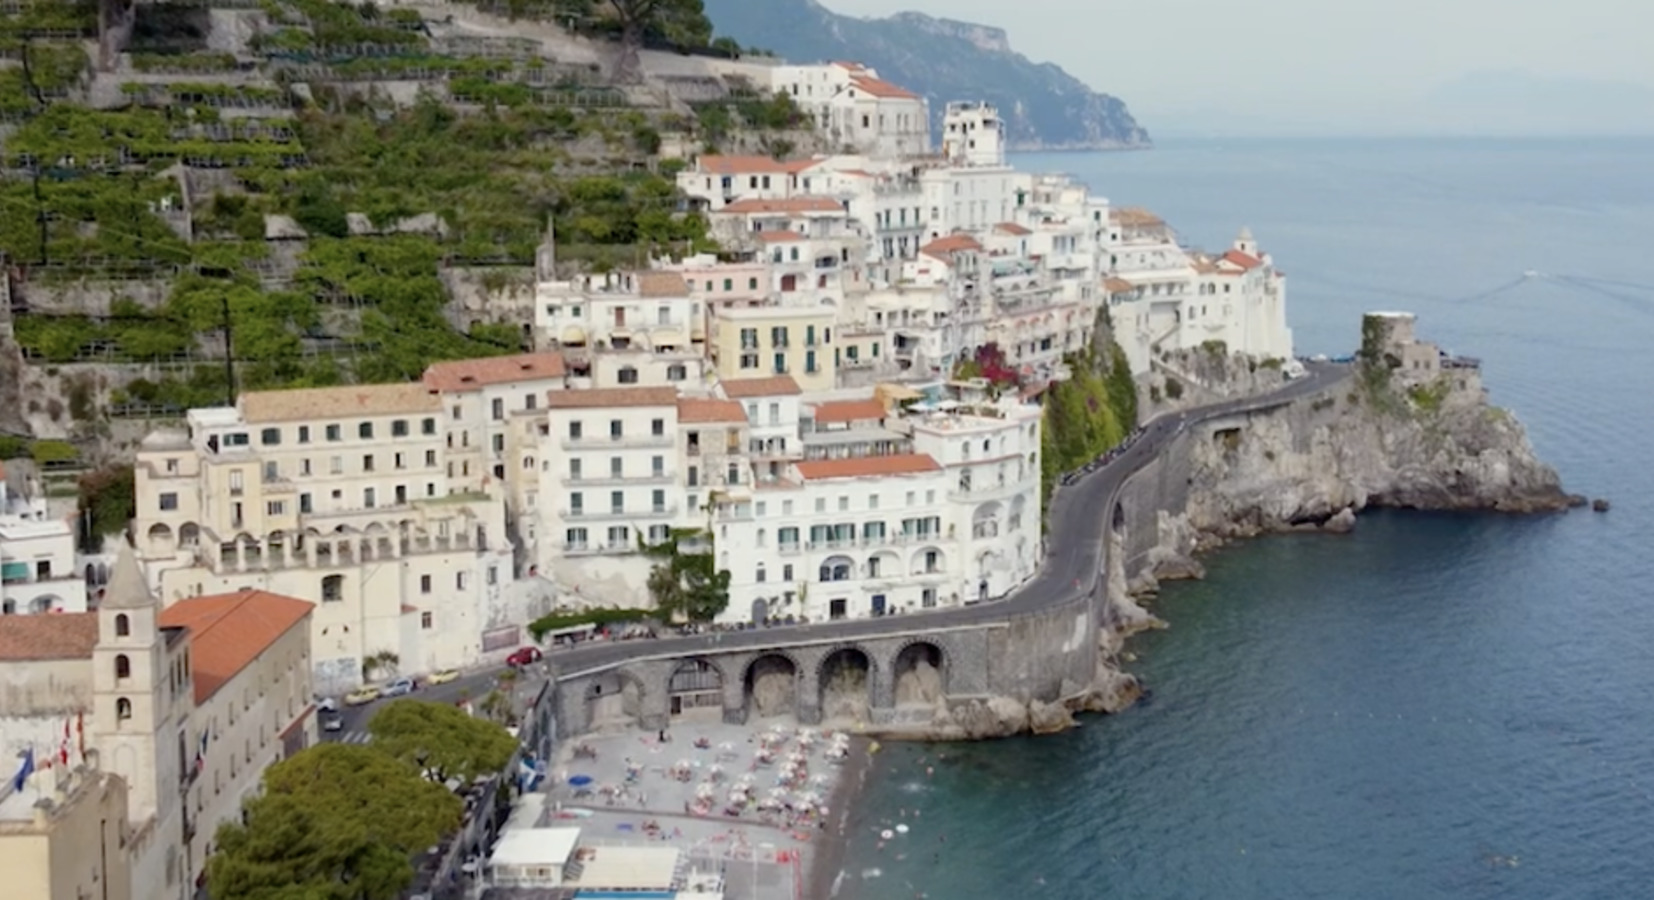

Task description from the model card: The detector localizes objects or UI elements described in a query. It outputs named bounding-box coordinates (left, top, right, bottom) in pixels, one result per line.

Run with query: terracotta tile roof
left=696, top=154, right=793, bottom=175
left=1221, top=249, right=1264, bottom=271
left=756, top=230, right=804, bottom=243
left=636, top=271, right=690, bottom=297
left=677, top=397, right=749, bottom=424
left=0, top=612, right=99, bottom=661
left=544, top=386, right=679, bottom=409
left=810, top=398, right=887, bottom=424
left=1103, top=277, right=1137, bottom=294
left=241, top=383, right=439, bottom=423
left=783, top=158, right=827, bottom=174
left=919, top=234, right=983, bottom=258
left=834, top=169, right=875, bottom=179
left=423, top=352, right=567, bottom=393
left=993, top=222, right=1031, bottom=236
left=160, top=590, right=312, bottom=705
left=1110, top=207, right=1164, bottom=227
left=795, top=453, right=941, bottom=481
left=719, top=197, right=845, bottom=214
left=720, top=375, right=802, bottom=398
left=849, top=75, right=919, bottom=100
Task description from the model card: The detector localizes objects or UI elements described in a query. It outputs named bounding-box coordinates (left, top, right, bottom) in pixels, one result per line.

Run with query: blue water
left=837, top=138, right=1654, bottom=899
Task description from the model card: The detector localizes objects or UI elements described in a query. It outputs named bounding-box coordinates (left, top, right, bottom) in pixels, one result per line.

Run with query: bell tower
left=90, top=546, right=178, bottom=825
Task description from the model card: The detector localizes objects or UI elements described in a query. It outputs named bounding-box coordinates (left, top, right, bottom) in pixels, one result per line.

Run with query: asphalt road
left=324, top=364, right=1349, bottom=737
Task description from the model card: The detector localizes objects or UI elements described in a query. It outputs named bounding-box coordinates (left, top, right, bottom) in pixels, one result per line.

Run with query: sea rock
left=1592, top=498, right=1611, bottom=513
left=1322, top=507, right=1358, bottom=534
left=1028, top=699, right=1075, bottom=735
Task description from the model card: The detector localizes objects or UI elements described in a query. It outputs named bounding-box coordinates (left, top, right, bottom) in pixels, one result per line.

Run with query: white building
left=767, top=61, right=930, bottom=158
left=941, top=101, right=1005, bottom=168
left=131, top=383, right=516, bottom=692
left=0, top=461, right=87, bottom=615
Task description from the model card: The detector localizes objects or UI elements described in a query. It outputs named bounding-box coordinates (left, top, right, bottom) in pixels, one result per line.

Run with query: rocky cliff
left=702, top=0, right=1150, bottom=150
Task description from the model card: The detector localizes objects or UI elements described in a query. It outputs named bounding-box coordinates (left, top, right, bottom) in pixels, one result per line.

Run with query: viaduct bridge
left=547, top=366, right=1350, bottom=739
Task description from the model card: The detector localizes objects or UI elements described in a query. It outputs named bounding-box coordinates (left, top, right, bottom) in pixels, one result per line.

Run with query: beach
left=544, top=717, right=872, bottom=899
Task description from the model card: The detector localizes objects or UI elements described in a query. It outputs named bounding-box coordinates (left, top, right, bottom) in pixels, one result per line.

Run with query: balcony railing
left=560, top=504, right=679, bottom=520
left=560, top=471, right=675, bottom=486
left=561, top=434, right=674, bottom=450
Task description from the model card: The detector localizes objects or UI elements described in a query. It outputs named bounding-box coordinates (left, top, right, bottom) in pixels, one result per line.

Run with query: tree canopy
left=367, top=698, right=519, bottom=783
left=206, top=743, right=462, bottom=900
left=643, top=527, right=731, bottom=622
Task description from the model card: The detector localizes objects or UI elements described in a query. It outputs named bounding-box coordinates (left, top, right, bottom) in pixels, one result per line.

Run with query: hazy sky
left=817, top=0, right=1654, bottom=135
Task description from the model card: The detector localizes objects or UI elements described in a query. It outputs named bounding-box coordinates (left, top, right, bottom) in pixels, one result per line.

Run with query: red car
left=506, top=646, right=542, bottom=667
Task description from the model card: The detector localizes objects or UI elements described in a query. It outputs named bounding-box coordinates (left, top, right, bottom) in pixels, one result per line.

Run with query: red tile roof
left=678, top=397, right=748, bottom=424
left=919, top=234, right=983, bottom=258
left=721, top=375, right=802, bottom=398
left=795, top=453, right=941, bottom=481
left=1221, top=249, right=1264, bottom=271
left=783, top=158, right=827, bottom=174
left=159, top=590, right=313, bottom=705
left=1103, top=277, right=1137, bottom=294
left=810, top=398, right=887, bottom=424
left=696, top=154, right=794, bottom=175
left=849, top=75, right=919, bottom=100
left=0, top=612, right=100, bottom=661
left=756, top=230, right=804, bottom=243
left=719, top=197, right=845, bottom=214
left=636, top=271, right=690, bottom=297
left=994, top=222, right=1032, bottom=236
left=423, top=351, right=567, bottom=393
left=545, top=386, right=679, bottom=409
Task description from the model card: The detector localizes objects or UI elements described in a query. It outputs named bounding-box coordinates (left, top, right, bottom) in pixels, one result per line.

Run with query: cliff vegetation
left=1037, top=322, right=1138, bottom=513
left=701, top=0, right=1150, bottom=149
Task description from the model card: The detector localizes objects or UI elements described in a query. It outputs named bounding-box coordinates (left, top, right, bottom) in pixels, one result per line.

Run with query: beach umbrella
left=568, top=774, right=594, bottom=787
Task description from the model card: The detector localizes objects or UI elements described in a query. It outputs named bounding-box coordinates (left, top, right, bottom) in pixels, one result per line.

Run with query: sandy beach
left=544, top=717, right=872, bottom=899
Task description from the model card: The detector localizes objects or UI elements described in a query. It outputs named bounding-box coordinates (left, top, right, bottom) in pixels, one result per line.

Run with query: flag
left=76, top=712, right=84, bottom=762
left=10, top=748, right=34, bottom=793
left=58, top=718, right=70, bottom=766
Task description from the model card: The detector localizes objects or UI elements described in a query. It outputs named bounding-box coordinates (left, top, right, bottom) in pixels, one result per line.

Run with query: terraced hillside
left=0, top=0, right=808, bottom=453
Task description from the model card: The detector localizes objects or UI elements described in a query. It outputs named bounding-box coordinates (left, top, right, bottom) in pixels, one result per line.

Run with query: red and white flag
left=58, top=719, right=70, bottom=766
left=76, top=712, right=85, bottom=762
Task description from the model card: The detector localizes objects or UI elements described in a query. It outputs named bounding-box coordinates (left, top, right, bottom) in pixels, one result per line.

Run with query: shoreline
left=807, top=735, right=874, bottom=899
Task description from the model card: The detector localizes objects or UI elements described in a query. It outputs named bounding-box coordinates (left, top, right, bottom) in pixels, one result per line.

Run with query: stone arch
left=818, top=554, right=854, bottom=583
left=177, top=522, right=200, bottom=548
left=115, top=614, right=130, bottom=637
left=114, top=653, right=131, bottom=680
left=30, top=594, right=60, bottom=614
left=1009, top=494, right=1027, bottom=532
left=910, top=545, right=945, bottom=576
left=892, top=640, right=947, bottom=708
left=584, top=668, right=645, bottom=730
left=817, top=646, right=873, bottom=725
left=743, top=652, right=800, bottom=720
left=146, top=522, right=174, bottom=553
left=116, top=698, right=132, bottom=720
left=971, top=501, right=1002, bottom=539
left=667, top=658, right=725, bottom=720
left=1111, top=501, right=1126, bottom=533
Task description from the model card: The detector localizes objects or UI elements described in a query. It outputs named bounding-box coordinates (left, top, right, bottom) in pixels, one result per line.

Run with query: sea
left=834, top=137, right=1654, bottom=899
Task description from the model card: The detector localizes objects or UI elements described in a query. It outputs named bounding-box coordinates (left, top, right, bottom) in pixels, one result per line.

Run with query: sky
left=815, top=0, right=1654, bottom=136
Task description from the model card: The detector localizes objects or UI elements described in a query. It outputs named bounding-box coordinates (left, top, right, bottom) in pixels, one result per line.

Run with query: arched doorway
left=668, top=659, right=723, bottom=720
left=749, top=597, right=768, bottom=625
left=818, top=647, right=871, bottom=725
left=743, top=654, right=798, bottom=720
left=893, top=642, right=945, bottom=707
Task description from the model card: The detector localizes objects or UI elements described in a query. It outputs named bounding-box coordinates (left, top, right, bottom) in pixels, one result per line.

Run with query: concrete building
left=767, top=61, right=930, bottom=158
left=0, top=462, right=87, bottom=615
left=941, top=101, right=1005, bottom=168
left=708, top=304, right=838, bottom=394
left=536, top=271, right=708, bottom=391
left=0, top=549, right=315, bottom=900
left=131, top=383, right=514, bottom=691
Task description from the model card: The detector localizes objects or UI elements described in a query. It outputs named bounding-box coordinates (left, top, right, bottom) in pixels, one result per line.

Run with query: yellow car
left=344, top=686, right=381, bottom=706
left=426, top=669, right=460, bottom=686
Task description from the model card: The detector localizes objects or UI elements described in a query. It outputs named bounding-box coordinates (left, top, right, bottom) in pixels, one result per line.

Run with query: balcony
left=560, top=504, right=679, bottom=521
left=561, top=434, right=674, bottom=450
left=560, top=471, right=675, bottom=487
left=562, top=541, right=636, bottom=555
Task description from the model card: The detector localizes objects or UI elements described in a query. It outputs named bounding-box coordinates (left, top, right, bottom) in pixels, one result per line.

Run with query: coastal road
left=323, top=363, right=1349, bottom=737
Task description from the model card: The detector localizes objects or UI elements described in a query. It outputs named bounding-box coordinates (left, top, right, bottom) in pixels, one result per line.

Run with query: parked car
left=344, top=686, right=380, bottom=706
left=426, top=669, right=461, bottom=686
left=316, top=696, right=340, bottom=713
left=506, top=646, right=543, bottom=667
left=381, top=677, right=418, bottom=698
left=321, top=714, right=343, bottom=733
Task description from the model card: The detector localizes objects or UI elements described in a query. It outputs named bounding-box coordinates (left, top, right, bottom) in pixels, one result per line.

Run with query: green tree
left=77, top=465, right=134, bottom=552
left=207, top=743, right=462, bottom=900
left=367, top=699, right=518, bottom=783
left=642, top=527, right=730, bottom=622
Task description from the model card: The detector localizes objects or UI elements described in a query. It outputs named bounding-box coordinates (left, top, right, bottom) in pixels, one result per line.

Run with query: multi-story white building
left=537, top=386, right=689, bottom=600
left=767, top=61, right=930, bottom=158
left=0, top=462, right=87, bottom=615
left=0, top=548, right=314, bottom=900
left=131, top=383, right=515, bottom=691
left=940, top=101, right=1005, bottom=168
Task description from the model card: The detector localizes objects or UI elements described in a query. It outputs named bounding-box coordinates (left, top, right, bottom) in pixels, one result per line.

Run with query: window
left=610, top=456, right=624, bottom=478
left=566, top=527, right=588, bottom=548
left=610, top=420, right=623, bottom=439
left=358, top=422, right=373, bottom=439
left=260, top=427, right=280, bottom=446
left=491, top=398, right=505, bottom=420
left=773, top=353, right=787, bottom=374
left=778, top=526, right=799, bottom=547
left=266, top=501, right=285, bottom=516
left=420, top=574, right=432, bottom=594
left=569, top=459, right=583, bottom=480
left=363, top=487, right=376, bottom=509
left=740, top=353, right=759, bottom=370
left=748, top=277, right=758, bottom=290
left=610, top=490, right=624, bottom=513
left=330, top=456, right=343, bottom=475
left=422, top=417, right=436, bottom=435
left=394, top=452, right=406, bottom=470
left=300, top=493, right=312, bottom=514
left=321, top=575, right=343, bottom=602
left=362, top=454, right=375, bottom=473
left=806, top=350, right=818, bottom=373
left=115, top=614, right=130, bottom=637
left=488, top=566, right=498, bottom=585
left=651, top=418, right=665, bottom=436
left=159, top=492, right=178, bottom=512
left=757, top=564, right=767, bottom=583
left=651, top=489, right=666, bottom=512
left=569, top=421, right=583, bottom=440
left=456, top=572, right=469, bottom=590
left=492, top=434, right=505, bottom=453
left=390, top=420, right=408, bottom=438
left=652, top=455, right=665, bottom=477
left=869, top=494, right=880, bottom=509
left=525, top=393, right=537, bottom=410
left=298, top=425, right=310, bottom=444
left=116, top=698, right=132, bottom=721
left=420, top=612, right=433, bottom=630
left=425, top=449, right=437, bottom=467
left=325, top=424, right=341, bottom=442
left=618, top=366, right=639, bottom=384
left=667, top=364, right=687, bottom=382
left=115, top=654, right=130, bottom=680
left=228, top=470, right=244, bottom=495
left=570, top=492, right=584, bottom=514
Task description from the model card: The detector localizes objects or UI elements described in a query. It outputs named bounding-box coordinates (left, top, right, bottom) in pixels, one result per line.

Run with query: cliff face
left=702, top=0, right=1150, bottom=150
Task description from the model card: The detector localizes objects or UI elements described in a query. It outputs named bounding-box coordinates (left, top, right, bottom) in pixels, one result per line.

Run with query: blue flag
left=11, top=747, right=34, bottom=793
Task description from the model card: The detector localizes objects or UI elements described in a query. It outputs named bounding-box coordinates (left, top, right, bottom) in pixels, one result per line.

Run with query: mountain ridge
left=704, top=0, right=1150, bottom=150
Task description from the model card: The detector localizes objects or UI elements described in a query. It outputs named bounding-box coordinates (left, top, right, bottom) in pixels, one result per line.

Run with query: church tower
left=90, top=546, right=184, bottom=826
left=1233, top=226, right=1258, bottom=258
